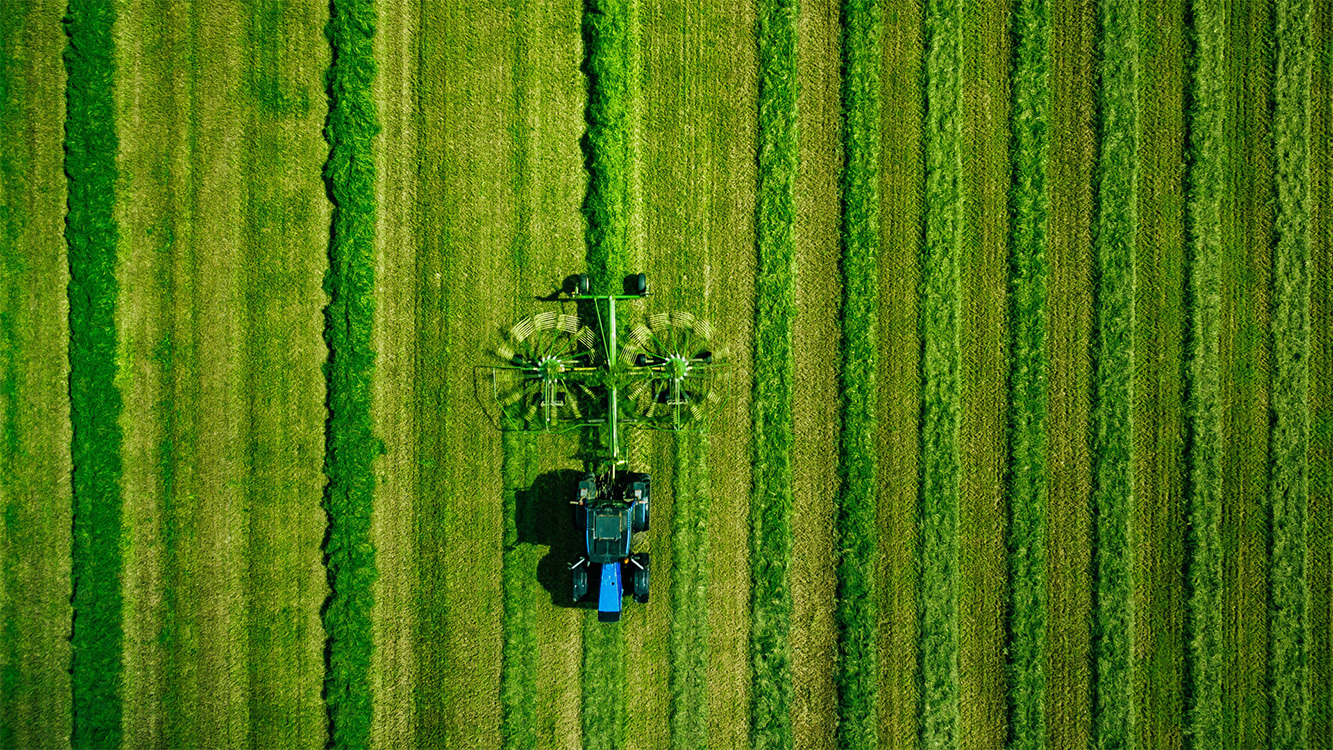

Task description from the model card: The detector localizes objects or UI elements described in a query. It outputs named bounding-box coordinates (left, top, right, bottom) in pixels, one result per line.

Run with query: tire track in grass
left=833, top=0, right=879, bottom=746
left=752, top=0, right=798, bottom=745
left=369, top=0, right=419, bottom=744
left=876, top=0, right=922, bottom=745
left=1045, top=0, right=1095, bottom=745
left=0, top=1, right=71, bottom=745
left=1005, top=0, right=1050, bottom=745
left=1270, top=0, right=1313, bottom=745
left=919, top=0, right=963, bottom=743
left=64, top=0, right=124, bottom=744
left=1219, top=2, right=1274, bottom=745
left=1309, top=4, right=1333, bottom=747
left=1090, top=0, right=1137, bottom=745
left=1182, top=0, right=1227, bottom=743
left=1133, top=0, right=1186, bottom=746
left=792, top=0, right=840, bottom=742
left=1183, top=0, right=1224, bottom=744
left=958, top=0, right=1010, bottom=745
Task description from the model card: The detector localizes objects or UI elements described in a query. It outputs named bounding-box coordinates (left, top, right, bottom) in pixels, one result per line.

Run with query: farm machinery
left=488, top=273, right=720, bottom=623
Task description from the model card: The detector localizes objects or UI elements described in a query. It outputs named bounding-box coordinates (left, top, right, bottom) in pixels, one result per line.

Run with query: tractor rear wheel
left=573, top=502, right=585, bottom=530
left=631, top=554, right=650, bottom=603
left=572, top=564, right=589, bottom=602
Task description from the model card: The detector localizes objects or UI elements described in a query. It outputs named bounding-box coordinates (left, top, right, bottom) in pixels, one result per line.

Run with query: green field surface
left=2, top=1, right=1331, bottom=749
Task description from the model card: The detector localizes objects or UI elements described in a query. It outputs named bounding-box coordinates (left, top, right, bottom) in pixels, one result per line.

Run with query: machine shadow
left=515, top=468, right=594, bottom=610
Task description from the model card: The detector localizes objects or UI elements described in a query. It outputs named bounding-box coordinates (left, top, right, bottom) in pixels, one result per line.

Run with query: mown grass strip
left=1269, top=0, right=1313, bottom=746
left=63, top=1, right=124, bottom=746
left=751, top=0, right=798, bottom=745
left=669, top=432, right=710, bottom=748
left=834, top=0, right=880, bottom=747
left=323, top=1, right=379, bottom=747
left=1089, top=0, right=1137, bottom=745
left=1005, top=0, right=1050, bottom=746
left=500, top=431, right=538, bottom=749
left=1183, top=0, right=1224, bottom=745
left=919, top=0, right=963, bottom=744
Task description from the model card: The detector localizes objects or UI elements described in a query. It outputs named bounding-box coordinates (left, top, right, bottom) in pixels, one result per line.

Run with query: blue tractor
left=487, top=273, right=719, bottom=624
left=570, top=471, right=650, bottom=622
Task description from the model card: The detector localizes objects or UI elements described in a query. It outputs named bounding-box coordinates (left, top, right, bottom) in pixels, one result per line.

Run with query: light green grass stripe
left=1090, top=0, right=1137, bottom=747
left=1270, top=0, right=1313, bottom=746
left=583, top=615, right=626, bottom=749
left=1006, top=0, right=1050, bottom=747
left=500, top=431, right=539, bottom=749
left=751, top=0, right=797, bottom=746
left=323, top=1, right=379, bottom=747
left=670, top=432, right=710, bottom=748
left=920, top=0, right=963, bottom=745
left=64, top=0, right=125, bottom=746
left=1184, top=0, right=1224, bottom=745
left=835, top=0, right=880, bottom=748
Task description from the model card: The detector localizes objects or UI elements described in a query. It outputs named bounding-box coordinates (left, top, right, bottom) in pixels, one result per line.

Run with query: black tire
left=631, top=554, right=650, bottom=603
left=577, top=273, right=590, bottom=295
left=624, top=272, right=647, bottom=296
left=572, top=565, right=589, bottom=602
left=635, top=353, right=648, bottom=367
left=573, top=502, right=585, bottom=530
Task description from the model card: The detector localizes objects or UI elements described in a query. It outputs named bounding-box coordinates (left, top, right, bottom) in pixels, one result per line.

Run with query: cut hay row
left=919, top=0, right=963, bottom=744
left=583, top=0, right=642, bottom=293
left=669, top=433, right=710, bottom=748
left=63, top=0, right=125, bottom=746
left=1183, top=0, right=1225, bottom=744
left=1089, top=0, right=1137, bottom=744
left=1269, top=0, right=1313, bottom=746
left=581, top=0, right=640, bottom=745
left=0, top=1, right=71, bottom=746
left=1005, top=0, right=1050, bottom=746
left=1309, top=1, right=1332, bottom=744
left=750, top=0, right=798, bottom=745
left=323, top=0, right=379, bottom=746
left=834, top=0, right=880, bottom=747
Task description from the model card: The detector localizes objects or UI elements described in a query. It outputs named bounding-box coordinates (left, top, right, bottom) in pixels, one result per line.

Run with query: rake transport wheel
left=493, top=311, right=597, bottom=430
left=622, top=310, right=721, bottom=429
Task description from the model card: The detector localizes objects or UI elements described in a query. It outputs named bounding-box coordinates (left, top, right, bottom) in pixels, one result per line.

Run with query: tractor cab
left=571, top=471, right=651, bottom=622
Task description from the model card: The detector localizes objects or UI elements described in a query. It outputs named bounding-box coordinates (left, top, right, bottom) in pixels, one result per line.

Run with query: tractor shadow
left=516, top=468, right=595, bottom=610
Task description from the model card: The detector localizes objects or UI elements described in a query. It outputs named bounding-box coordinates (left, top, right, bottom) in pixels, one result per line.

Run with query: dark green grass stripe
left=1310, top=4, right=1332, bottom=747
left=919, top=0, right=963, bottom=745
left=63, top=1, right=124, bottom=746
left=670, top=432, right=710, bottom=749
left=500, top=431, right=539, bottom=749
left=1184, top=0, right=1225, bottom=745
left=1270, top=0, right=1313, bottom=747
left=323, top=1, right=379, bottom=748
left=751, top=0, right=798, bottom=746
left=1006, top=0, right=1050, bottom=747
left=835, top=0, right=880, bottom=747
left=1090, top=0, right=1137, bottom=746
left=581, top=0, right=638, bottom=745
left=584, top=0, right=639, bottom=293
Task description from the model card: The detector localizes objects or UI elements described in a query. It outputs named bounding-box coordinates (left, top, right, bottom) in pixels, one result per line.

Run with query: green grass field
left=1, top=0, right=1330, bottom=748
